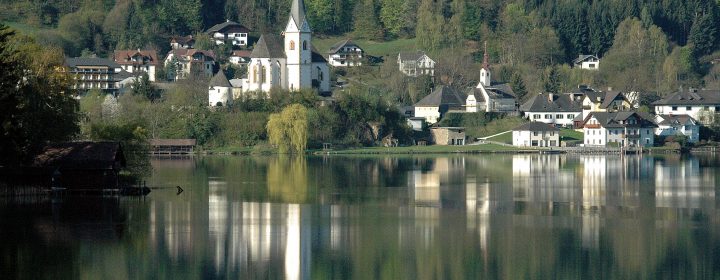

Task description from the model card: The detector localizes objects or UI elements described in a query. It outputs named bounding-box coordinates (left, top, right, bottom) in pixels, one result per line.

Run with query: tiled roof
left=32, top=142, right=125, bottom=170
left=206, top=20, right=250, bottom=34
left=328, top=39, right=360, bottom=54
left=171, top=35, right=194, bottom=44
left=231, top=50, right=252, bottom=57
left=584, top=111, right=657, bottom=128
left=573, top=54, right=599, bottom=64
left=656, top=114, right=697, bottom=126
left=167, top=49, right=216, bottom=60
left=209, top=70, right=232, bottom=88
left=113, top=50, right=160, bottom=65
left=65, top=57, right=120, bottom=68
left=250, top=34, right=286, bottom=58
left=652, top=89, right=720, bottom=106
left=512, top=122, right=559, bottom=132
left=520, top=93, right=582, bottom=112
left=399, top=51, right=428, bottom=62
left=415, top=86, right=466, bottom=107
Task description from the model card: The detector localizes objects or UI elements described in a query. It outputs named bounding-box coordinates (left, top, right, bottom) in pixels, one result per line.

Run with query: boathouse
left=149, top=139, right=197, bottom=154
left=32, top=142, right=126, bottom=190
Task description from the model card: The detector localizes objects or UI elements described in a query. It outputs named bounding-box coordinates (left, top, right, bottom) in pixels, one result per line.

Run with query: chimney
left=548, top=93, right=554, bottom=102
left=607, top=87, right=612, bottom=91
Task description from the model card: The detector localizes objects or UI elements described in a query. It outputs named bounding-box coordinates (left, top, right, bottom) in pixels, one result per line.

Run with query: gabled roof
left=328, top=39, right=361, bottom=54
left=652, top=89, right=720, bottom=106
left=311, top=45, right=327, bottom=63
left=656, top=114, right=698, bottom=126
left=512, top=122, right=559, bottom=132
left=231, top=50, right=252, bottom=57
left=583, top=111, right=657, bottom=128
left=206, top=20, right=250, bottom=34
left=32, top=142, right=125, bottom=170
left=65, top=57, right=120, bottom=68
left=520, top=93, right=582, bottom=112
left=113, top=50, right=160, bottom=65
left=170, top=35, right=194, bottom=44
left=399, top=51, right=431, bottom=62
left=484, top=83, right=516, bottom=100
left=415, top=86, right=466, bottom=107
left=573, top=54, right=599, bottom=64
left=167, top=49, right=216, bottom=60
left=250, top=34, right=286, bottom=58
left=209, top=71, right=232, bottom=88
left=584, top=91, right=627, bottom=109
left=289, top=0, right=308, bottom=28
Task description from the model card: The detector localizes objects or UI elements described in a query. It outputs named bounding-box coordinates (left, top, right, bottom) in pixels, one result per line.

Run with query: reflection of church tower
left=285, top=0, right=312, bottom=91
left=479, top=42, right=491, bottom=87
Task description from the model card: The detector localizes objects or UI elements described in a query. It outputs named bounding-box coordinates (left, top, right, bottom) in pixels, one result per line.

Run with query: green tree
left=352, top=0, right=384, bottom=40
left=543, top=66, right=560, bottom=93
left=267, top=104, right=309, bottom=154
left=510, top=72, right=528, bottom=101
left=688, top=12, right=718, bottom=56
left=132, top=72, right=160, bottom=101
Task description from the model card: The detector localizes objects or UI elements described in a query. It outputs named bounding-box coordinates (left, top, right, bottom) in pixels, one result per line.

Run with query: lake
left=2, top=154, right=720, bottom=279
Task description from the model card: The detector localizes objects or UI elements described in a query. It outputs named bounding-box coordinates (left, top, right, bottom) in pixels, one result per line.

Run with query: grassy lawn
left=560, top=129, right=584, bottom=141
left=486, top=132, right=512, bottom=144
left=313, top=35, right=418, bottom=58
left=321, top=143, right=537, bottom=154
left=3, top=21, right=46, bottom=36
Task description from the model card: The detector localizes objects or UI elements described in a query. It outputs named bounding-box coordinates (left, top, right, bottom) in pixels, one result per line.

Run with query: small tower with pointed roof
left=479, top=41, right=491, bottom=87
left=208, top=71, right=233, bottom=107
left=285, top=0, right=313, bottom=91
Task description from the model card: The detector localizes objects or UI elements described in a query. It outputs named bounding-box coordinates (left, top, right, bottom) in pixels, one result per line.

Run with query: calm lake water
left=2, top=154, right=720, bottom=279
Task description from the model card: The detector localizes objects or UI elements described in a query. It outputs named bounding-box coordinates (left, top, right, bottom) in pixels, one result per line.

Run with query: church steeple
left=479, top=41, right=491, bottom=87
left=289, top=0, right=310, bottom=32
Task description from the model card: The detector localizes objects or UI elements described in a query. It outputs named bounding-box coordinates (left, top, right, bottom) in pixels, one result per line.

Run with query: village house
left=655, top=114, right=700, bottom=143
left=206, top=20, right=251, bottom=46
left=327, top=39, right=364, bottom=67
left=32, top=141, right=126, bottom=190
left=170, top=35, right=195, bottom=49
left=65, top=57, right=137, bottom=94
left=414, top=86, right=466, bottom=124
left=465, top=45, right=517, bottom=113
left=113, top=49, right=160, bottom=81
left=512, top=122, right=560, bottom=147
left=240, top=0, right=330, bottom=94
left=431, top=127, right=466, bottom=145
left=208, top=71, right=233, bottom=107
left=398, top=51, right=435, bottom=77
left=573, top=54, right=600, bottom=70
left=581, top=111, right=657, bottom=147
left=164, top=49, right=216, bottom=80
left=652, top=88, right=720, bottom=124
left=229, top=50, right=252, bottom=65
left=520, top=93, right=583, bottom=127
left=577, top=90, right=634, bottom=127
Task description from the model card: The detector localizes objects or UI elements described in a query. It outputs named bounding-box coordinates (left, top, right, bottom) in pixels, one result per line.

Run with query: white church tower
left=479, top=41, right=491, bottom=87
left=285, top=0, right=313, bottom=91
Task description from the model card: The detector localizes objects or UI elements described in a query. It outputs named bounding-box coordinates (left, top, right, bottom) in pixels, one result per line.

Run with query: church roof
left=209, top=71, right=232, bottom=88
left=290, top=0, right=308, bottom=28
left=250, top=34, right=286, bottom=58
left=311, top=45, right=327, bottom=63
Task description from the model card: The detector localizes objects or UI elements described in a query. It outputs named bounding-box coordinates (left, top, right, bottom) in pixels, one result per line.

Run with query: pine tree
left=352, top=0, right=384, bottom=40
left=510, top=72, right=528, bottom=101
left=543, top=66, right=560, bottom=93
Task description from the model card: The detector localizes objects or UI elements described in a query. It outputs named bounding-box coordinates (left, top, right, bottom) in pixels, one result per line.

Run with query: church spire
left=482, top=41, right=490, bottom=70
left=290, top=0, right=308, bottom=28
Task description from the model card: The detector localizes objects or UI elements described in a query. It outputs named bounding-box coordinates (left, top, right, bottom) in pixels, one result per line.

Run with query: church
left=240, top=0, right=330, bottom=94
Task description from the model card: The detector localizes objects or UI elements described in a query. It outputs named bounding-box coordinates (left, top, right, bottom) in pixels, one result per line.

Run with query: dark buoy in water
left=176, top=186, right=184, bottom=195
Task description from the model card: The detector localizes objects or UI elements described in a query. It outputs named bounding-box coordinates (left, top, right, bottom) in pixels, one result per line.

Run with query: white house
left=512, top=122, right=560, bottom=147
left=573, top=55, right=600, bottom=70
left=655, top=114, right=700, bottom=143
left=465, top=46, right=516, bottom=113
left=170, top=35, right=195, bottom=49
left=580, top=90, right=633, bottom=124
left=229, top=50, right=252, bottom=65
left=112, top=50, right=159, bottom=81
left=327, top=39, right=364, bottom=67
left=581, top=111, right=657, bottom=147
left=413, top=86, right=465, bottom=124
left=240, top=0, right=330, bottom=94
left=206, top=20, right=250, bottom=46
left=208, top=71, right=233, bottom=107
left=653, top=88, right=720, bottom=124
left=164, top=49, right=216, bottom=80
left=520, top=93, right=583, bottom=127
left=398, top=51, right=435, bottom=77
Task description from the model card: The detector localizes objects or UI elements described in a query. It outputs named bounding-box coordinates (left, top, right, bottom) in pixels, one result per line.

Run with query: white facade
left=574, top=55, right=600, bottom=70
left=164, top=50, right=215, bottom=80
left=655, top=115, right=700, bottom=143
left=327, top=40, right=363, bottom=67
left=525, top=112, right=579, bottom=126
left=466, top=95, right=477, bottom=112
left=209, top=86, right=232, bottom=107
left=398, top=52, right=435, bottom=77
left=583, top=116, right=655, bottom=147
left=655, top=105, right=720, bottom=123
left=414, top=106, right=440, bottom=124
left=512, top=130, right=560, bottom=147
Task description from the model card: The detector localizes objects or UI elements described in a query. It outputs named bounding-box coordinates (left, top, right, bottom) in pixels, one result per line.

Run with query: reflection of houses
left=511, top=122, right=560, bottom=147
left=655, top=114, right=699, bottom=143
left=327, top=39, right=364, bottom=67
left=413, top=86, right=465, bottom=124
left=652, top=88, right=720, bottom=124
left=520, top=93, right=582, bottom=126
left=32, top=142, right=126, bottom=189
left=398, top=51, right=435, bottom=77
left=581, top=111, right=657, bottom=147
left=512, top=155, right=575, bottom=203
left=654, top=156, right=714, bottom=209
left=573, top=54, right=600, bottom=70
left=466, top=46, right=516, bottom=113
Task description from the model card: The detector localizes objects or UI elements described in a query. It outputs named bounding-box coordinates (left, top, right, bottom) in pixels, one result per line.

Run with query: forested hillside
left=2, top=0, right=720, bottom=96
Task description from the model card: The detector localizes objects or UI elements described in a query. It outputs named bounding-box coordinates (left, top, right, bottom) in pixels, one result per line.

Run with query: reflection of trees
left=268, top=156, right=309, bottom=204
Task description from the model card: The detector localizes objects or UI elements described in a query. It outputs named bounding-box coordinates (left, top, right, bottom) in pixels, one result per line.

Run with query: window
left=302, top=40, right=307, bottom=50
left=544, top=114, right=552, bottom=119
left=556, top=114, right=563, bottom=119
left=686, top=106, right=692, bottom=111
left=533, top=114, right=541, bottom=119
left=533, top=131, right=539, bottom=136
left=289, top=40, right=295, bottom=50
left=550, top=131, right=555, bottom=136
left=716, top=106, right=720, bottom=111
left=588, top=63, right=596, bottom=68
left=672, top=106, right=678, bottom=111
left=260, top=66, right=266, bottom=83
left=253, top=66, right=258, bottom=82
left=567, top=114, right=574, bottom=119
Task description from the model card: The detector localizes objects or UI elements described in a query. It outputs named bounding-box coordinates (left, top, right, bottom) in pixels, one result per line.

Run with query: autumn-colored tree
left=267, top=104, right=309, bottom=154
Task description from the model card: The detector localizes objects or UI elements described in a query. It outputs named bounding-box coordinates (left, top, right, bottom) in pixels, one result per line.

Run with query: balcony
left=585, top=124, right=601, bottom=129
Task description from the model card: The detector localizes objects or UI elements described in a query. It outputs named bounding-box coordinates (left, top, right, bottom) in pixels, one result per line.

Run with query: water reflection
left=2, top=154, right=720, bottom=278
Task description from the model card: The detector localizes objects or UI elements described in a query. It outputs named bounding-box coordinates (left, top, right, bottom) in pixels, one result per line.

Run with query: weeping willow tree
left=266, top=104, right=308, bottom=154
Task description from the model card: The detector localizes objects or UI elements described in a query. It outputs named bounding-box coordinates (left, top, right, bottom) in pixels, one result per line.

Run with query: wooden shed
left=32, top=142, right=126, bottom=190
left=149, top=139, right=197, bottom=154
